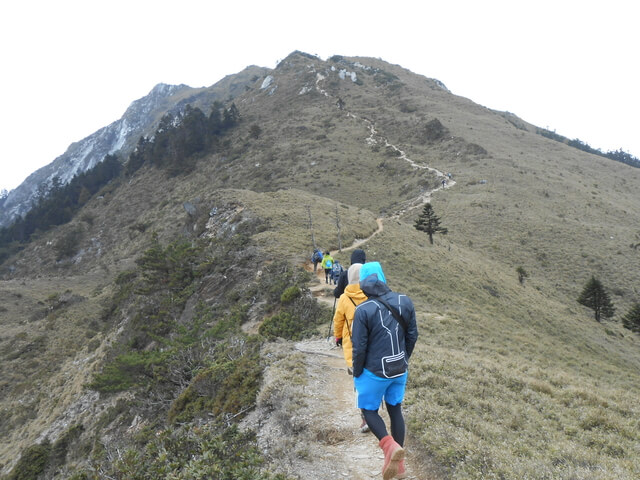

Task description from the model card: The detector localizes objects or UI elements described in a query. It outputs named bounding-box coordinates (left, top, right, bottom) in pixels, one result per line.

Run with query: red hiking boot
left=379, top=435, right=404, bottom=480
left=397, top=457, right=407, bottom=478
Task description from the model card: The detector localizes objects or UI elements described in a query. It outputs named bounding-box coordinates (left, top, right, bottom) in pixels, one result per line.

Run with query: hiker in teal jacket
left=352, top=261, right=418, bottom=479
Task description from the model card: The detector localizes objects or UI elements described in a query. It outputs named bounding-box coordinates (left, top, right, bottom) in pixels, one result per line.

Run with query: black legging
left=324, top=268, right=332, bottom=283
left=361, top=402, right=405, bottom=446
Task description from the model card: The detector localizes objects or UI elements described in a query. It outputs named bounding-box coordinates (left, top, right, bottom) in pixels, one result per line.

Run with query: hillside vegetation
left=1, top=51, right=639, bottom=479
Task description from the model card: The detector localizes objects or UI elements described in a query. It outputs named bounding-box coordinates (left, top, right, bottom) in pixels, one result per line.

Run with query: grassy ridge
left=2, top=51, right=640, bottom=478
left=335, top=214, right=640, bottom=479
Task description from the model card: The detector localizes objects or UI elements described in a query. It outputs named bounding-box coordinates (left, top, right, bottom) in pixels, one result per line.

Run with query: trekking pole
left=327, top=297, right=337, bottom=343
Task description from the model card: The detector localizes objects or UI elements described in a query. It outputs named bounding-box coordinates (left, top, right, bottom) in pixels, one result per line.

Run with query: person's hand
left=335, top=337, right=342, bottom=347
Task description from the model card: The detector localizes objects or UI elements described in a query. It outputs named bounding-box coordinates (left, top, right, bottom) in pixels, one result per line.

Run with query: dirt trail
left=314, top=67, right=455, bottom=223
left=342, top=218, right=384, bottom=252
left=275, top=68, right=452, bottom=479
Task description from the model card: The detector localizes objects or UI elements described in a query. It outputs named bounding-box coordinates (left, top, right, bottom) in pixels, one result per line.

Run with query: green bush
left=259, top=312, right=300, bottom=340
left=88, top=350, right=170, bottom=393
left=53, top=226, right=84, bottom=260
left=8, top=440, right=51, bottom=480
left=50, top=424, right=84, bottom=467
left=622, top=303, right=640, bottom=333
left=280, top=286, right=301, bottom=304
left=103, top=424, right=288, bottom=480
left=168, top=341, right=262, bottom=423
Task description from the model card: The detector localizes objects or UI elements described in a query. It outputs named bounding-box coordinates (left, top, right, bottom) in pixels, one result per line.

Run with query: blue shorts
left=354, top=368, right=408, bottom=410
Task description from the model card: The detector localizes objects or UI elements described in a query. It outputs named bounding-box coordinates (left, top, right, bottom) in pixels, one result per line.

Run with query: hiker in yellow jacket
left=333, top=263, right=369, bottom=432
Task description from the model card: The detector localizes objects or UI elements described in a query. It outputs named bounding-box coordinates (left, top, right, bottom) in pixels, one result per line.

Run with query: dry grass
left=1, top=51, right=639, bottom=478
left=341, top=219, right=640, bottom=479
left=0, top=273, right=112, bottom=469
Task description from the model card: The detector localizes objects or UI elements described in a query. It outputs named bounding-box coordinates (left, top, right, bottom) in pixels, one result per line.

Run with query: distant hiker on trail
left=352, top=262, right=418, bottom=480
left=321, top=251, right=335, bottom=284
left=332, top=263, right=370, bottom=433
left=331, top=260, right=344, bottom=285
left=311, top=248, right=323, bottom=272
left=442, top=178, right=446, bottom=188
left=333, top=248, right=366, bottom=298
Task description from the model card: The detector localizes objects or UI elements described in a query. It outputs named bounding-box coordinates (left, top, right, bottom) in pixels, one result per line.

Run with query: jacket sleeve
left=333, top=297, right=346, bottom=339
left=351, top=306, right=368, bottom=377
left=403, top=298, right=418, bottom=359
left=333, top=270, right=348, bottom=298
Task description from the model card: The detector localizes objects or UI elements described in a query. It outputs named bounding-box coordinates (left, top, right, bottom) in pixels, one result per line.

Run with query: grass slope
left=1, top=51, right=639, bottom=478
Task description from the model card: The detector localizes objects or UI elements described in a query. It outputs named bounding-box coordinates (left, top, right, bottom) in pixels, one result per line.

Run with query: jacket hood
left=360, top=274, right=391, bottom=297
left=344, top=283, right=368, bottom=299
left=350, top=249, right=366, bottom=265
left=348, top=263, right=362, bottom=284
left=359, top=262, right=386, bottom=284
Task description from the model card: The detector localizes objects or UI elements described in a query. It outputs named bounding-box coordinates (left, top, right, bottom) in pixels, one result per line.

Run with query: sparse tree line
left=518, top=266, right=639, bottom=335
left=0, top=155, right=122, bottom=263
left=0, top=102, right=240, bottom=265
left=537, top=127, right=640, bottom=168
left=124, top=102, right=240, bottom=177
left=411, top=203, right=640, bottom=336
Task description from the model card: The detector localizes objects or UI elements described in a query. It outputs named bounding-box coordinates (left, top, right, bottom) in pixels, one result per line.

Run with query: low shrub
left=88, top=350, right=171, bottom=393
left=280, top=286, right=301, bottom=304
left=102, top=424, right=289, bottom=480
left=7, top=440, right=51, bottom=480
left=54, top=226, right=84, bottom=260
left=259, top=312, right=299, bottom=340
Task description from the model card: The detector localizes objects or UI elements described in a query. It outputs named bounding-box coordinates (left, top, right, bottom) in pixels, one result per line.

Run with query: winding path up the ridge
left=281, top=68, right=452, bottom=479
left=315, top=69, right=455, bottom=225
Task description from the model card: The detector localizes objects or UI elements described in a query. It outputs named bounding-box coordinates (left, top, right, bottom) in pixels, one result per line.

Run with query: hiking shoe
left=359, top=419, right=370, bottom=433
left=379, top=435, right=404, bottom=480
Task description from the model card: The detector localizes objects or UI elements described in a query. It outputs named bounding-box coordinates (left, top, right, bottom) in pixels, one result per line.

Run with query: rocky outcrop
left=0, top=66, right=269, bottom=228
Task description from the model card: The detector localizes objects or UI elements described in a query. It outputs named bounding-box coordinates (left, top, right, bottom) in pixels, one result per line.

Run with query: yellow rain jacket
left=333, top=283, right=368, bottom=367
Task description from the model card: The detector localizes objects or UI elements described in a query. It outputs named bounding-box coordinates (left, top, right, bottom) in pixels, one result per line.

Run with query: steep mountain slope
left=0, top=65, right=269, bottom=228
left=1, top=51, right=639, bottom=479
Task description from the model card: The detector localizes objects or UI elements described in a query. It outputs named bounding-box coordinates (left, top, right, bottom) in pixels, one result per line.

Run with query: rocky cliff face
left=0, top=84, right=189, bottom=227
left=0, top=66, right=268, bottom=228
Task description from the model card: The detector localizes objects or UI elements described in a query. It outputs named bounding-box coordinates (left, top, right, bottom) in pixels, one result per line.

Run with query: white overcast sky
left=1, top=0, right=637, bottom=192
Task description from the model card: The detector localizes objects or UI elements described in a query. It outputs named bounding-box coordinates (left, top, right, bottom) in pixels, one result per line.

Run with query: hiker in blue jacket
left=352, top=262, right=418, bottom=480
left=311, top=248, right=323, bottom=272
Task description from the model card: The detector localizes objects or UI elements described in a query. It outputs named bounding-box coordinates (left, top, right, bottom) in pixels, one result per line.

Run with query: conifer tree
left=222, top=103, right=240, bottom=129
left=577, top=276, right=615, bottom=322
left=516, top=266, right=529, bottom=285
left=414, top=203, right=448, bottom=244
left=622, top=303, right=640, bottom=333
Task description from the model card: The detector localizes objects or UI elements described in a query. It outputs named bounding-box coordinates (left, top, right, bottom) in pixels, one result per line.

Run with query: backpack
left=332, top=262, right=342, bottom=276
left=325, top=259, right=333, bottom=268
left=313, top=250, right=322, bottom=263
